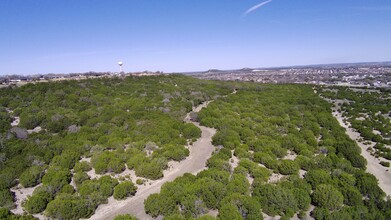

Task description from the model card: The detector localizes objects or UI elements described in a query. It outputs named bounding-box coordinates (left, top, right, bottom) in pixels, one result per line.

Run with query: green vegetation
left=1, top=76, right=390, bottom=219
left=113, top=181, right=137, bottom=200
left=319, top=87, right=391, bottom=161
left=0, top=75, right=233, bottom=218
left=145, top=83, right=391, bottom=219
left=19, top=166, right=46, bottom=188
left=0, top=207, right=37, bottom=220
left=114, top=214, right=138, bottom=220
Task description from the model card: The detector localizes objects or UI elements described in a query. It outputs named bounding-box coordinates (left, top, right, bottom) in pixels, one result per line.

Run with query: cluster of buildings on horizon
left=1, top=62, right=391, bottom=88
left=194, top=63, right=391, bottom=88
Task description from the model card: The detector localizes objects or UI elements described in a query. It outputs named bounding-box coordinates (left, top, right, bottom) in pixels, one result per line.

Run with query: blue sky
left=1, top=0, right=391, bottom=74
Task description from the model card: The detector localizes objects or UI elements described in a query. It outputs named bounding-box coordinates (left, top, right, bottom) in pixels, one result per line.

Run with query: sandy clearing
left=267, top=173, right=287, bottom=184
left=325, top=97, right=391, bottom=196
left=27, top=126, right=42, bottom=134
left=6, top=108, right=20, bottom=127
left=10, top=183, right=42, bottom=215
left=283, top=150, right=297, bottom=160
left=229, top=150, right=240, bottom=172
left=90, top=101, right=217, bottom=220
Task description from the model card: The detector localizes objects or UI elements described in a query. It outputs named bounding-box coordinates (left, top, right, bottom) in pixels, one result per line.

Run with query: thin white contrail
left=243, top=0, right=273, bottom=16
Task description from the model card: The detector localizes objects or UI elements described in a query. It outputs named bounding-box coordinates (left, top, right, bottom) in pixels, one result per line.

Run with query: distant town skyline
left=1, top=0, right=391, bottom=75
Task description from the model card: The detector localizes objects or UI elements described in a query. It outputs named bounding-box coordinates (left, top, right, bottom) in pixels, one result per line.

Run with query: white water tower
left=118, top=61, right=123, bottom=73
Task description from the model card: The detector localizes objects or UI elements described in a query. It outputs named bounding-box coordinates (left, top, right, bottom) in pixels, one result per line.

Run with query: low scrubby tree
left=113, top=181, right=137, bottom=200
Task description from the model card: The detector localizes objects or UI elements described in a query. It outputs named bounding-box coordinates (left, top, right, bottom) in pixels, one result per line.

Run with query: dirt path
left=90, top=101, right=217, bottom=220
left=324, top=98, right=391, bottom=196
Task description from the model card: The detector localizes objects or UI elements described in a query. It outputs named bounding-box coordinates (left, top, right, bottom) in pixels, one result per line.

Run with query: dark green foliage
left=2, top=76, right=391, bottom=219
left=41, top=166, right=71, bottom=193
left=73, top=172, right=90, bottom=187
left=113, top=181, right=137, bottom=200
left=114, top=214, right=138, bottom=220
left=218, top=203, right=242, bottom=220
left=91, top=151, right=126, bottom=174
left=226, top=174, right=250, bottom=196
left=335, top=141, right=366, bottom=168
left=220, top=193, right=263, bottom=220
left=355, top=171, right=385, bottom=200
left=253, top=184, right=298, bottom=216
left=60, top=184, right=75, bottom=194
left=78, top=175, right=118, bottom=198
left=179, top=194, right=207, bottom=218
left=73, top=161, right=92, bottom=172
left=144, top=84, right=391, bottom=219
left=196, top=216, right=216, bottom=220
left=304, top=169, right=332, bottom=189
left=51, top=151, right=80, bottom=169
left=45, top=194, right=94, bottom=220
left=160, top=144, right=190, bottom=161
left=312, top=184, right=344, bottom=210
left=182, top=123, right=201, bottom=140
left=19, top=166, right=45, bottom=188
left=278, top=160, right=300, bottom=175
left=0, top=173, right=16, bottom=191
left=194, top=178, right=226, bottom=209
left=292, top=188, right=311, bottom=210
left=23, top=191, right=51, bottom=214
left=295, top=155, right=314, bottom=171
left=0, top=189, right=15, bottom=209
left=134, top=157, right=167, bottom=180
left=253, top=152, right=279, bottom=171
left=320, top=87, right=391, bottom=153
left=0, top=207, right=38, bottom=220
left=145, top=193, right=178, bottom=217
left=380, top=161, right=390, bottom=167
left=197, top=169, right=230, bottom=185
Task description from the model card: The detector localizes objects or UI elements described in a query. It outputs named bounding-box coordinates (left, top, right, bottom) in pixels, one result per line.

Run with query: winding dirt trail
left=90, top=101, right=216, bottom=220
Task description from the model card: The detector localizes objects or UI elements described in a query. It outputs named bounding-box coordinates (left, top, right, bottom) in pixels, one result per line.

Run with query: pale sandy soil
left=6, top=108, right=20, bottom=127
left=11, top=116, right=20, bottom=127
left=90, top=101, right=217, bottom=220
left=10, top=183, right=42, bottom=215
left=283, top=150, right=297, bottom=160
left=263, top=213, right=281, bottom=220
left=268, top=173, right=287, bottom=184
left=205, top=209, right=218, bottom=217
left=229, top=150, right=240, bottom=172
left=326, top=97, right=391, bottom=196
left=27, top=126, right=42, bottom=134
left=80, top=157, right=91, bottom=163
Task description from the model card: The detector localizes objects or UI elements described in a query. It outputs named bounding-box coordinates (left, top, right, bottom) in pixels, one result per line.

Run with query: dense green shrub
left=380, top=161, right=390, bottom=167
left=91, top=151, right=126, bottom=174
left=218, top=203, right=242, bottom=220
left=304, top=169, right=331, bottom=189
left=78, top=175, right=118, bottom=198
left=253, top=184, right=298, bottom=216
left=41, top=166, right=71, bottom=192
left=19, top=166, right=45, bottom=188
left=23, top=191, right=51, bottom=214
left=182, top=123, right=201, bottom=140
left=114, top=214, right=138, bottom=220
left=113, top=181, right=137, bottom=200
left=278, top=160, right=300, bottom=175
left=73, top=172, right=90, bottom=187
left=312, top=184, right=344, bottom=210
left=0, top=189, right=15, bottom=209
left=73, top=161, right=92, bottom=172
left=135, top=158, right=167, bottom=180
left=46, top=194, right=94, bottom=219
